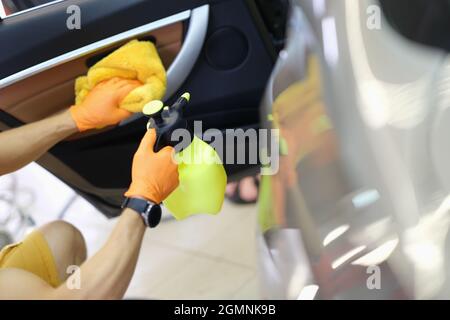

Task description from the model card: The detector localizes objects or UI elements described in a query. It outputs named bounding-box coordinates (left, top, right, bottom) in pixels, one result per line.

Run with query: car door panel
left=0, top=0, right=212, bottom=79
left=0, top=0, right=277, bottom=217
left=1, top=21, right=184, bottom=123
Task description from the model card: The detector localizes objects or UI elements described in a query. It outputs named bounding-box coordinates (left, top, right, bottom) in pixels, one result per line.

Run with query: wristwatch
left=121, top=197, right=162, bottom=228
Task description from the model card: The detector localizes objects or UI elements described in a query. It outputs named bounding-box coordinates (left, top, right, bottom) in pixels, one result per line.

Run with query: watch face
left=146, top=204, right=162, bottom=228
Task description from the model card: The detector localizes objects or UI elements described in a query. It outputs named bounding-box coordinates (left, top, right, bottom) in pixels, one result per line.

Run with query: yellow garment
left=75, top=40, right=166, bottom=113
left=0, top=230, right=61, bottom=288
left=164, top=136, right=227, bottom=219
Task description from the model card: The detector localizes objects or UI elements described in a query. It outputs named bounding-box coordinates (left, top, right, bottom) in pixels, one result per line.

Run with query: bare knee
left=40, top=221, right=87, bottom=263
left=39, top=221, right=87, bottom=281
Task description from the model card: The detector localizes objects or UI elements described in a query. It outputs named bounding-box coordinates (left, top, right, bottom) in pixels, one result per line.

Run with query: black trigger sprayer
left=143, top=93, right=193, bottom=153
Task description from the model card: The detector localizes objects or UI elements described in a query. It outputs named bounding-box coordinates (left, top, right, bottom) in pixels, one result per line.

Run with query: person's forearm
left=51, top=208, right=146, bottom=300
left=0, top=110, right=78, bottom=176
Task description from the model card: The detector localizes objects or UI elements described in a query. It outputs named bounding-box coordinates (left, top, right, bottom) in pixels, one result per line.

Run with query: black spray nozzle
left=143, top=93, right=192, bottom=153
left=171, top=92, right=190, bottom=112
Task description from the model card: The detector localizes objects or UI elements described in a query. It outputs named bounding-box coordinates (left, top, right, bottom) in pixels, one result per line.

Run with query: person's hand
left=125, top=129, right=179, bottom=204
left=70, top=78, right=141, bottom=132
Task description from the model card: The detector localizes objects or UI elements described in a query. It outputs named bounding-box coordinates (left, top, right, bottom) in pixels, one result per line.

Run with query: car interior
left=0, top=0, right=289, bottom=217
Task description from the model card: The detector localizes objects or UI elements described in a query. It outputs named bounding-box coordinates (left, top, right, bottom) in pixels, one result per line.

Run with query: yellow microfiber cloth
left=75, top=40, right=166, bottom=113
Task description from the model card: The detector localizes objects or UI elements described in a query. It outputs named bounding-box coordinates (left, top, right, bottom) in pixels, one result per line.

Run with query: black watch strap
left=121, top=197, right=162, bottom=228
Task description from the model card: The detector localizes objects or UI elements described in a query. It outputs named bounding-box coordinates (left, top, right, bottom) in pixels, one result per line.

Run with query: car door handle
left=120, top=5, right=209, bottom=126
left=165, top=5, right=209, bottom=100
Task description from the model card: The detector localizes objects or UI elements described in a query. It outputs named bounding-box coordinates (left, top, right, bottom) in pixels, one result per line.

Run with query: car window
left=1, top=0, right=64, bottom=18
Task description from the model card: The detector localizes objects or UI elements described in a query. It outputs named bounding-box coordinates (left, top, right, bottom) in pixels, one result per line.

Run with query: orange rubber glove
left=125, top=129, right=179, bottom=204
left=70, top=77, right=141, bottom=132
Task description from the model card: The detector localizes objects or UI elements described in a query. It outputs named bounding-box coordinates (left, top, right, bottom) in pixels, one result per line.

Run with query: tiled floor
left=0, top=163, right=261, bottom=299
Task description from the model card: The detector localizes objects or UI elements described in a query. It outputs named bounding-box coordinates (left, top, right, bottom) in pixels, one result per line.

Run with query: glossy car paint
left=258, top=0, right=450, bottom=299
